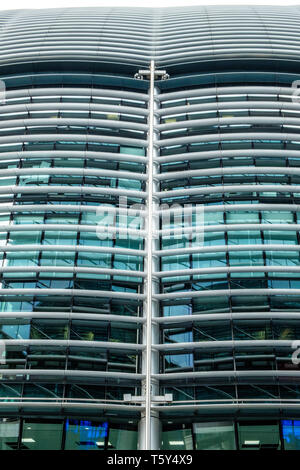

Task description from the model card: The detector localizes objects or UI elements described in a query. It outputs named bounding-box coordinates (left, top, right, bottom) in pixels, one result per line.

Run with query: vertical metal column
left=139, top=60, right=160, bottom=450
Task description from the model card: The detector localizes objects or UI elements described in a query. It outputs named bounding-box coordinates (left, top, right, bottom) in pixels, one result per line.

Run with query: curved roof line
left=1, top=6, right=300, bottom=72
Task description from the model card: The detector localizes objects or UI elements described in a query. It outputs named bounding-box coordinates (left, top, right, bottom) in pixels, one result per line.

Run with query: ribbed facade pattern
left=2, top=6, right=300, bottom=68
left=0, top=5, right=299, bottom=450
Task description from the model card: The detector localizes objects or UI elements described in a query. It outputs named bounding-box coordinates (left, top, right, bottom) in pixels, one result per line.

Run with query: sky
left=0, top=0, right=300, bottom=11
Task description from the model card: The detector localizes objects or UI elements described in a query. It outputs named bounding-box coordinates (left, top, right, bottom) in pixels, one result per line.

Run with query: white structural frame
left=140, top=60, right=160, bottom=451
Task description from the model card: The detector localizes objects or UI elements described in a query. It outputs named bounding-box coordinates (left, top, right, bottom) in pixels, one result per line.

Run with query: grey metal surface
left=1, top=7, right=300, bottom=68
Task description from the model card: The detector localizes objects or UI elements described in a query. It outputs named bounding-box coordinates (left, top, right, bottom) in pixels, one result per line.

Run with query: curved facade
left=0, top=5, right=300, bottom=450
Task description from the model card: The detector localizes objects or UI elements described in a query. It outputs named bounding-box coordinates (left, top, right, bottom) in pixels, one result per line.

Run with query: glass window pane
left=238, top=422, right=280, bottom=450
left=22, top=420, right=63, bottom=450
left=64, top=419, right=108, bottom=450
left=161, top=427, right=193, bottom=450
left=0, top=418, right=19, bottom=450
left=108, top=426, right=137, bottom=450
left=282, top=420, right=300, bottom=450
left=194, top=422, right=236, bottom=450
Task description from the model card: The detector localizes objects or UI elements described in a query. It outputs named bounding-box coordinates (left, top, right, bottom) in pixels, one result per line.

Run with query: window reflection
left=194, top=422, right=236, bottom=450
left=22, top=420, right=63, bottom=450
left=64, top=419, right=108, bottom=450
left=0, top=418, right=19, bottom=450
left=238, top=422, right=280, bottom=450
left=282, top=420, right=300, bottom=450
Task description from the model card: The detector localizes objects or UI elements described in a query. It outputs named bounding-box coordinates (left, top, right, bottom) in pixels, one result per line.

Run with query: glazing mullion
left=140, top=61, right=160, bottom=450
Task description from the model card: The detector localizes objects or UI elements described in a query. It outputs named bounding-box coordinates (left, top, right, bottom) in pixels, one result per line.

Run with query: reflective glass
left=64, top=419, right=108, bottom=450
left=282, top=420, right=300, bottom=450
left=0, top=419, right=19, bottom=450
left=238, top=422, right=280, bottom=450
left=22, top=420, right=63, bottom=450
left=108, top=427, right=138, bottom=450
left=194, top=422, right=236, bottom=450
left=161, top=427, right=193, bottom=450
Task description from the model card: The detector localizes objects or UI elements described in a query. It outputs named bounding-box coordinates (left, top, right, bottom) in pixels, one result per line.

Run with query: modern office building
left=0, top=5, right=300, bottom=450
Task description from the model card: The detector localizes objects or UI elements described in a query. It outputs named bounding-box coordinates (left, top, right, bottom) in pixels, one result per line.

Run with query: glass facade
left=0, top=418, right=137, bottom=450
left=1, top=5, right=300, bottom=449
left=162, top=421, right=287, bottom=450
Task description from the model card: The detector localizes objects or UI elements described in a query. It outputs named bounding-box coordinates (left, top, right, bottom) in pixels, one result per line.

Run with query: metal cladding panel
left=1, top=6, right=300, bottom=68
